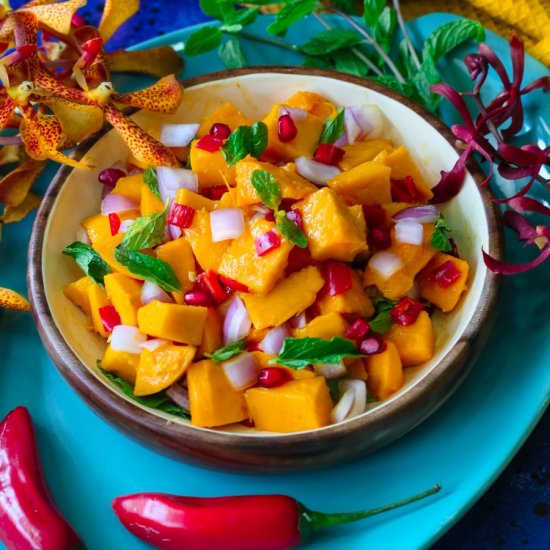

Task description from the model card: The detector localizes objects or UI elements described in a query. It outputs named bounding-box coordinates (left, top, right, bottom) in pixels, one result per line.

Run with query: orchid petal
left=498, top=163, right=534, bottom=180
left=521, top=76, right=550, bottom=94
left=0, top=287, right=31, bottom=312
left=111, top=75, right=183, bottom=113
left=430, top=83, right=476, bottom=130
left=498, top=142, right=548, bottom=166
left=21, top=0, right=86, bottom=36
left=430, top=147, right=469, bottom=204
left=106, top=47, right=184, bottom=78
left=509, top=196, right=550, bottom=216
left=478, top=42, right=511, bottom=89
left=0, top=191, right=41, bottom=224
left=482, top=244, right=550, bottom=274
left=36, top=68, right=91, bottom=103
left=0, top=158, right=46, bottom=206
left=0, top=145, right=23, bottom=166
left=11, top=12, right=39, bottom=49
left=98, top=0, right=139, bottom=43
left=492, top=173, right=537, bottom=204
left=0, top=98, right=16, bottom=132
left=509, top=33, right=525, bottom=90
left=502, top=210, right=538, bottom=242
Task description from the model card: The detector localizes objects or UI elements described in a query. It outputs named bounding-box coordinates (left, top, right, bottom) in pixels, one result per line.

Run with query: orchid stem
left=237, top=31, right=297, bottom=53
left=392, top=0, right=421, bottom=69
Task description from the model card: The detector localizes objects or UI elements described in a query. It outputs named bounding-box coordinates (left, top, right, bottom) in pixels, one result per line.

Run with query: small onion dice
left=118, top=219, right=136, bottom=234
left=222, top=352, right=259, bottom=391
left=278, top=106, right=307, bottom=121
left=223, top=296, right=251, bottom=345
left=313, top=362, right=347, bottom=380
left=141, top=280, right=173, bottom=305
left=340, top=379, right=367, bottom=419
left=330, top=388, right=355, bottom=424
left=110, top=325, right=147, bottom=354
left=157, top=167, right=198, bottom=202
left=395, top=221, right=424, bottom=245
left=166, top=383, right=190, bottom=410
left=393, top=205, right=439, bottom=224
left=258, top=325, right=290, bottom=355
left=101, top=193, right=138, bottom=215
left=369, top=251, right=404, bottom=280
left=295, top=156, right=340, bottom=185
left=210, top=208, right=244, bottom=242
left=160, top=123, right=199, bottom=147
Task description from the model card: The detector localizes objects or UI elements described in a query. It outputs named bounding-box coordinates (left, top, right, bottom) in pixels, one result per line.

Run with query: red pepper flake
left=324, top=262, right=354, bottom=296
left=209, top=122, right=231, bottom=139
left=168, top=203, right=195, bottom=228
left=286, top=209, right=303, bottom=230
left=431, top=260, right=461, bottom=288
left=218, top=275, right=249, bottom=293
left=255, top=229, right=281, bottom=257
left=278, top=114, right=297, bottom=143
left=359, top=335, right=386, bottom=355
left=201, top=185, right=228, bottom=200
left=370, top=227, right=392, bottom=250
left=344, top=318, right=371, bottom=343
left=195, top=134, right=224, bottom=153
left=108, top=213, right=121, bottom=236
left=196, top=269, right=228, bottom=304
left=390, top=296, right=424, bottom=326
left=183, top=290, right=213, bottom=307
left=314, top=143, right=345, bottom=165
left=99, top=305, right=121, bottom=333
left=391, top=176, right=421, bottom=203
left=258, top=367, right=292, bottom=388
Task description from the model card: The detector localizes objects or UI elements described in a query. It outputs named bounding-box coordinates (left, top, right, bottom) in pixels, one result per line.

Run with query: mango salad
left=63, top=91, right=470, bottom=433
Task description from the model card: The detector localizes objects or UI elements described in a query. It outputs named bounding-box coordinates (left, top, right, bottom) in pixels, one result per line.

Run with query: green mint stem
left=327, top=7, right=406, bottom=84
left=237, top=30, right=297, bottom=53
left=392, top=0, right=421, bottom=69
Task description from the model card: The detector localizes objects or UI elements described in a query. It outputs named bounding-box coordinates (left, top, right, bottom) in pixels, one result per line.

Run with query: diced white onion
left=110, top=325, right=147, bottom=354
left=157, top=167, right=198, bottom=203
left=139, top=338, right=170, bottom=352
left=210, top=208, right=244, bottom=242
left=141, top=280, right=173, bottom=305
left=168, top=225, right=181, bottom=240
left=223, top=296, right=251, bottom=345
left=395, top=221, right=424, bottom=246
left=369, top=251, right=404, bottom=280
left=330, top=388, right=355, bottom=423
left=349, top=104, right=384, bottom=139
left=166, top=383, right=190, bottom=410
left=118, top=219, right=136, bottom=234
left=160, top=123, right=199, bottom=147
left=314, top=362, right=347, bottom=380
left=259, top=325, right=290, bottom=355
left=100, top=193, right=137, bottom=215
left=222, top=352, right=259, bottom=391
left=76, top=225, right=90, bottom=245
left=393, top=205, right=439, bottom=224
left=289, top=311, right=307, bottom=329
left=279, top=106, right=308, bottom=121
left=295, top=156, right=340, bottom=185
left=340, top=379, right=367, bottom=419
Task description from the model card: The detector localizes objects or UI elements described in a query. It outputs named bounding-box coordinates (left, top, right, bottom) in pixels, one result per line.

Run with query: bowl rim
left=27, top=66, right=503, bottom=459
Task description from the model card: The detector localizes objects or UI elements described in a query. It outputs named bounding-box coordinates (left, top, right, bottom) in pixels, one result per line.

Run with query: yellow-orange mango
left=240, top=266, right=324, bottom=330
left=197, top=102, right=254, bottom=137
left=175, top=188, right=217, bottom=212
left=292, top=312, right=348, bottom=340
left=197, top=308, right=223, bottom=358
left=155, top=238, right=195, bottom=293
left=348, top=204, right=366, bottom=240
left=317, top=271, right=374, bottom=318
left=382, top=146, right=433, bottom=200
left=104, top=273, right=142, bottom=326
left=346, top=359, right=368, bottom=381
left=245, top=377, right=333, bottom=432
left=189, top=139, right=236, bottom=189
left=366, top=341, right=404, bottom=400
left=140, top=184, right=164, bottom=216
left=285, top=91, right=336, bottom=120
left=385, top=311, right=435, bottom=366
left=101, top=344, right=139, bottom=384
left=87, top=284, right=111, bottom=337
left=82, top=210, right=140, bottom=244
left=64, top=276, right=93, bottom=314
left=134, top=344, right=196, bottom=396
left=112, top=174, right=143, bottom=203
left=339, top=139, right=394, bottom=171
left=187, top=359, right=248, bottom=427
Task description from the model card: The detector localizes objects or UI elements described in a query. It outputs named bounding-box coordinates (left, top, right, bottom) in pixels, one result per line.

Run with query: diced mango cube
left=366, top=341, right=404, bottom=400
left=292, top=312, right=348, bottom=339
left=339, top=140, right=394, bottom=171
left=87, top=284, right=111, bottom=337
left=382, top=146, right=433, bottom=200
left=240, top=266, right=324, bottom=330
left=285, top=91, right=336, bottom=120
left=197, top=102, right=254, bottom=137
left=134, top=344, right=196, bottom=396
left=197, top=307, right=223, bottom=358
left=101, top=344, right=139, bottom=384
left=140, top=184, right=164, bottom=216
left=155, top=238, right=196, bottom=293
left=346, top=359, right=368, bottom=381
left=189, top=139, right=236, bottom=189
left=317, top=271, right=374, bottom=318
left=104, top=273, right=143, bottom=326
left=245, top=377, right=333, bottom=432
left=187, top=359, right=248, bottom=427
left=64, top=276, right=93, bottom=314
left=218, top=218, right=293, bottom=294
left=175, top=188, right=217, bottom=212
left=112, top=174, right=143, bottom=203
left=137, top=301, right=207, bottom=345
left=385, top=311, right=435, bottom=366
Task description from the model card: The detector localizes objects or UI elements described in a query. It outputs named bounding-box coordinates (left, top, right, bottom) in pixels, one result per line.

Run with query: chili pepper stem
left=300, top=484, right=441, bottom=538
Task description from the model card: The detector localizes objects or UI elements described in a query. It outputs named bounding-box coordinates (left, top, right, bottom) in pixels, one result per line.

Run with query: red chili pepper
left=258, top=367, right=291, bottom=388
left=255, top=229, right=281, bottom=257
left=313, top=143, right=345, bottom=166
left=209, top=122, right=231, bottom=139
left=431, top=260, right=461, bottom=288
left=218, top=275, right=249, bottom=293
left=391, top=176, right=421, bottom=203
left=278, top=114, right=297, bottom=143
left=108, top=212, right=121, bottom=235
left=113, top=486, right=440, bottom=550
left=324, top=262, right=354, bottom=296
left=196, top=269, right=228, bottom=304
left=0, top=407, right=81, bottom=550
left=168, top=203, right=195, bottom=228
left=362, top=205, right=386, bottom=228
left=99, top=304, right=121, bottom=332
left=195, top=134, right=224, bottom=153
left=390, top=296, right=424, bottom=326
left=201, top=185, right=228, bottom=200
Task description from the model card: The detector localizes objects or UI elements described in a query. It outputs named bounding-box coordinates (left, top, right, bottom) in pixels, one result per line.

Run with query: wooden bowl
left=27, top=67, right=502, bottom=473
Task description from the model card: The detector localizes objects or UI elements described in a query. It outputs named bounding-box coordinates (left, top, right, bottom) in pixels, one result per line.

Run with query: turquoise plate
left=1, top=12, right=549, bottom=550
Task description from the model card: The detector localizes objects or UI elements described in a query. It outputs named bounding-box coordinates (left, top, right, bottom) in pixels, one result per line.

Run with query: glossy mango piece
left=218, top=218, right=293, bottom=294
left=82, top=209, right=140, bottom=244
left=93, top=233, right=142, bottom=280
left=140, top=183, right=164, bottom=216
left=292, top=312, right=348, bottom=340
left=366, top=341, right=404, bottom=400
left=155, top=237, right=196, bottom=293
left=339, top=139, right=394, bottom=171
left=87, top=284, right=111, bottom=337
left=104, top=273, right=143, bottom=326
left=175, top=188, right=217, bottom=212
left=63, top=276, right=93, bottom=314
left=137, top=300, right=207, bottom=345
left=385, top=311, right=435, bottom=366
left=382, top=146, right=433, bottom=200
left=317, top=271, right=374, bottom=318
left=134, top=344, right=196, bottom=396
left=189, top=139, right=236, bottom=189
left=299, top=188, right=368, bottom=262
left=101, top=344, right=139, bottom=384
left=285, top=91, right=336, bottom=120
left=187, top=359, right=248, bottom=428
left=112, top=173, right=143, bottom=203
left=197, top=307, right=223, bottom=358
left=348, top=204, right=366, bottom=240
left=418, top=253, right=470, bottom=312
left=240, top=266, right=324, bottom=330
left=245, top=377, right=333, bottom=432
left=197, top=102, right=254, bottom=137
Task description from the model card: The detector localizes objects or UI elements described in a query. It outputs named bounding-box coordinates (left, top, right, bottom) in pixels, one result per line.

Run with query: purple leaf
left=429, top=148, right=469, bottom=204
left=509, top=196, right=550, bottom=216
left=482, top=245, right=550, bottom=274
left=502, top=210, right=538, bottom=242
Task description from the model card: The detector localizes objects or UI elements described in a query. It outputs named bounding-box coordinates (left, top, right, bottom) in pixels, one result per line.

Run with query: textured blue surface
left=1, top=1, right=549, bottom=549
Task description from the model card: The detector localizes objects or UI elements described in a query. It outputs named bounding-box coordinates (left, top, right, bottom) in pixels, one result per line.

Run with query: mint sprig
left=121, top=204, right=168, bottom=251
left=431, top=214, right=453, bottom=252
left=369, top=297, right=399, bottom=334
left=206, top=338, right=247, bottom=364
left=222, top=122, right=268, bottom=167
left=63, top=241, right=111, bottom=286
left=143, top=166, right=161, bottom=200
left=319, top=108, right=345, bottom=144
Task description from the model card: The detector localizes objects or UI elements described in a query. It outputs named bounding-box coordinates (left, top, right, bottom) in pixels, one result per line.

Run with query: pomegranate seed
left=184, top=290, right=213, bottom=307
left=255, top=229, right=281, bottom=256
left=201, top=186, right=227, bottom=200
left=218, top=275, right=249, bottom=293
left=363, top=205, right=387, bottom=228
left=258, top=367, right=291, bottom=388
left=168, top=203, right=195, bottom=228
left=108, top=213, right=121, bottom=236
left=286, top=209, right=303, bottom=230
left=370, top=226, right=392, bottom=250
left=324, top=262, right=354, bottom=296
left=391, top=176, right=421, bottom=203
left=314, top=143, right=345, bottom=166
left=98, top=305, right=121, bottom=333
left=277, top=114, right=297, bottom=143
left=196, top=134, right=224, bottom=152
left=265, top=210, right=275, bottom=222
left=210, top=123, right=231, bottom=139
left=247, top=340, right=262, bottom=352
left=241, top=418, right=255, bottom=428
left=359, top=335, right=387, bottom=355
left=71, top=13, right=86, bottom=28
left=345, top=318, right=371, bottom=342
left=98, top=167, right=125, bottom=189
left=431, top=260, right=461, bottom=288
left=196, top=269, right=228, bottom=304
left=390, top=296, right=424, bottom=326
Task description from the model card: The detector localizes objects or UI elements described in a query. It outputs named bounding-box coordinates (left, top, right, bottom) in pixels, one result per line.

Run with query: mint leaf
left=184, top=26, right=223, bottom=56
left=222, top=122, right=268, bottom=167
left=332, top=0, right=358, bottom=14
left=143, top=166, right=161, bottom=200
left=251, top=169, right=282, bottom=211
left=206, top=338, right=247, bottom=364
left=363, top=0, right=386, bottom=29
left=100, top=367, right=190, bottom=419
left=224, top=6, right=259, bottom=27
left=219, top=37, right=248, bottom=68
left=398, top=39, right=416, bottom=79
left=114, top=247, right=181, bottom=292
left=333, top=48, right=369, bottom=77
left=319, top=107, right=345, bottom=144
left=373, top=6, right=397, bottom=53
left=63, top=241, right=110, bottom=286
left=267, top=0, right=317, bottom=37
left=412, top=55, right=442, bottom=113
left=369, top=297, right=398, bottom=334
left=300, top=29, right=362, bottom=56
left=431, top=214, right=453, bottom=252
left=199, top=0, right=233, bottom=20
left=121, top=205, right=167, bottom=250
left=276, top=211, right=307, bottom=248
left=249, top=122, right=268, bottom=158
left=271, top=337, right=363, bottom=369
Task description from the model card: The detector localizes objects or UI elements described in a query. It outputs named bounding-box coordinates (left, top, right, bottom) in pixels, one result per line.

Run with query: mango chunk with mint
left=366, top=341, right=404, bottom=400
left=292, top=312, right=349, bottom=340
left=140, top=183, right=164, bottom=216
left=189, top=139, right=236, bottom=189
left=63, top=276, right=93, bottom=314
left=240, top=266, right=324, bottom=330
left=299, top=188, right=368, bottom=262
left=218, top=218, right=293, bottom=294
left=197, top=102, right=254, bottom=137
left=134, top=344, right=196, bottom=396
left=385, top=311, right=435, bottom=366
left=87, top=284, right=111, bottom=337
left=245, top=377, right=333, bottom=432
left=93, top=233, right=142, bottom=280
left=155, top=237, right=196, bottom=293
left=317, top=271, right=374, bottom=318
left=339, top=139, right=394, bottom=171
left=187, top=359, right=248, bottom=427
left=104, top=273, right=143, bottom=327
left=112, top=173, right=143, bottom=203
left=137, top=301, right=207, bottom=345
left=101, top=344, right=140, bottom=384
